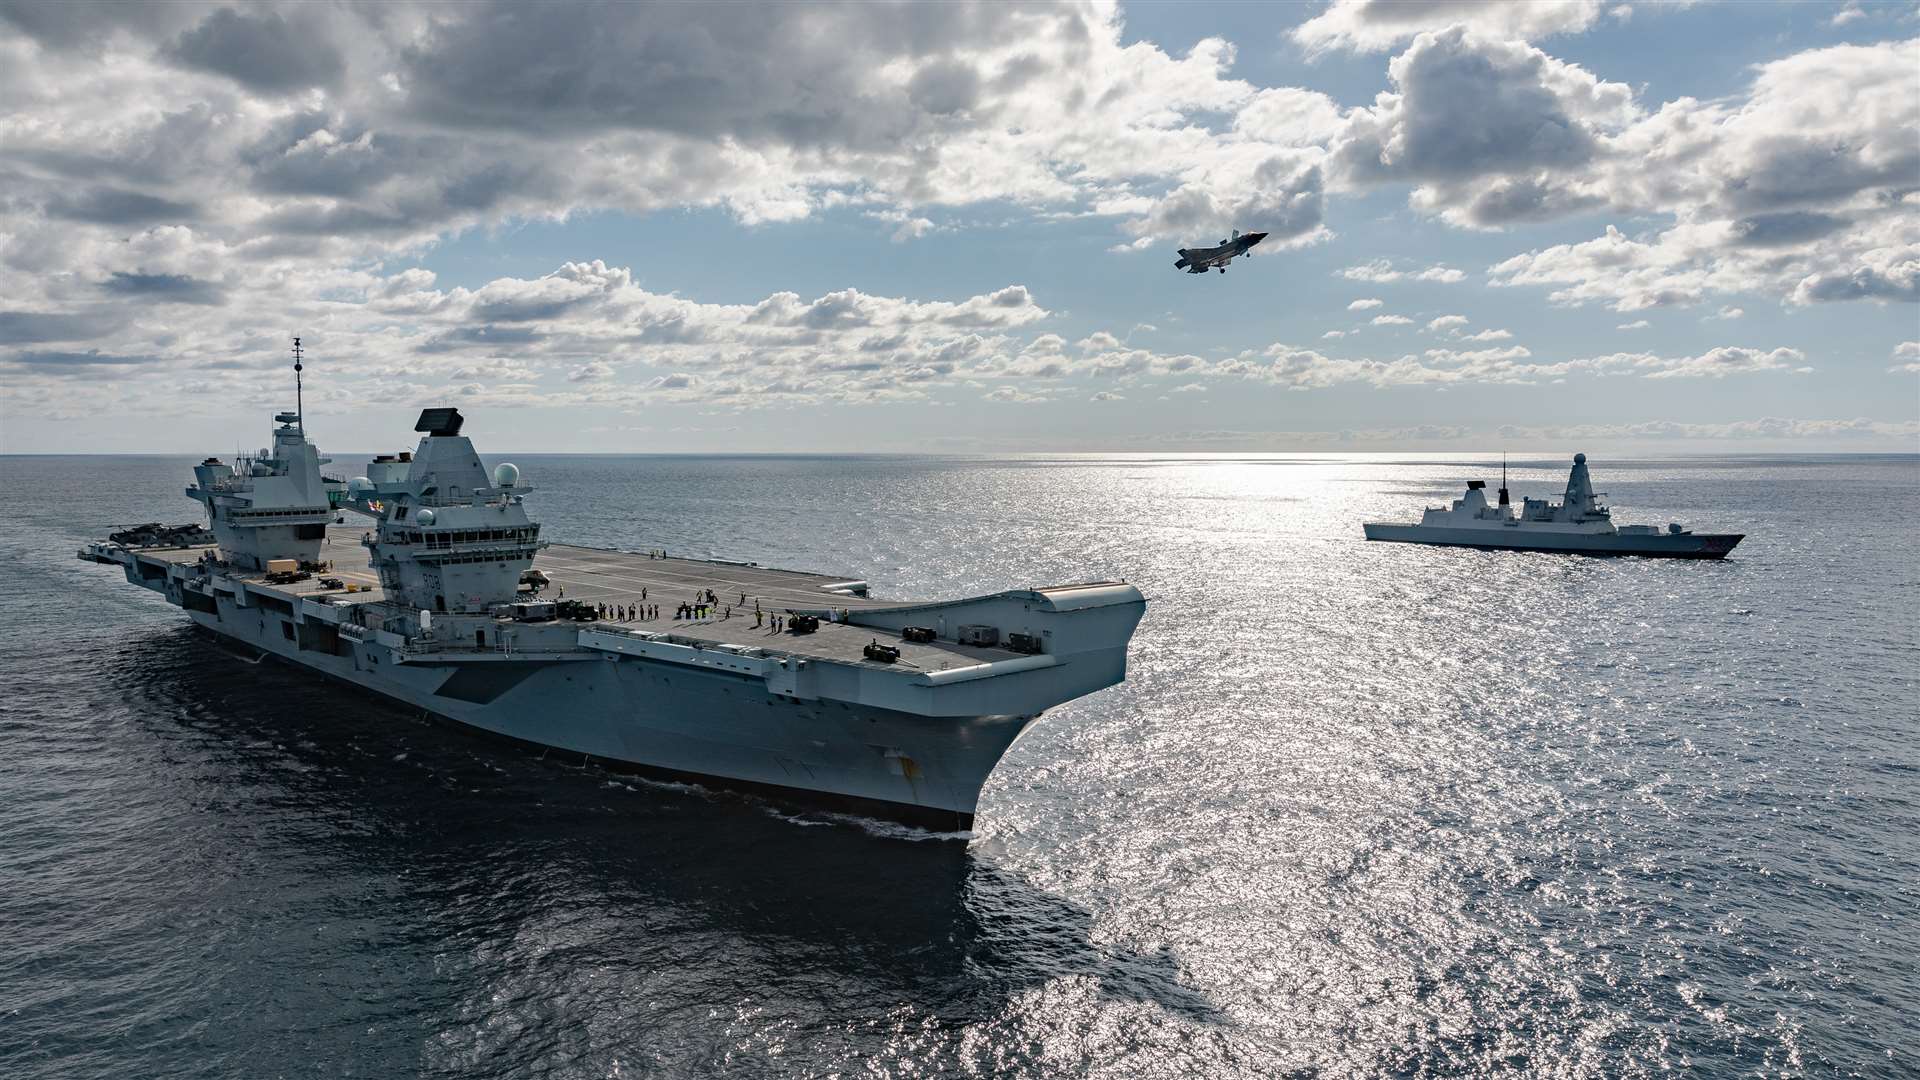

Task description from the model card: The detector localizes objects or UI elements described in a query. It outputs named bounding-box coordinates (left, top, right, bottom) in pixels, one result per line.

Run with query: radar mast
left=292, top=336, right=305, bottom=436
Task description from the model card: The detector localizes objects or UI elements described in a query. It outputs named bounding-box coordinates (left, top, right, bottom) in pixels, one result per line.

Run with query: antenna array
left=292, top=336, right=305, bottom=434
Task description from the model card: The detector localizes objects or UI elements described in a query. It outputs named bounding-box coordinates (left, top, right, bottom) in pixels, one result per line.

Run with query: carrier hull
left=97, top=528, right=1142, bottom=832
left=1362, top=522, right=1744, bottom=558
left=177, top=604, right=1039, bottom=829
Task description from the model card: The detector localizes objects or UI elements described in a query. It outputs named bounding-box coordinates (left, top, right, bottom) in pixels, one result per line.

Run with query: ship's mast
left=292, top=336, right=305, bottom=435
left=1498, top=451, right=1510, bottom=507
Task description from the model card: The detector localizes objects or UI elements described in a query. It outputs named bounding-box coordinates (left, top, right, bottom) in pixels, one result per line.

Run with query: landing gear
left=1217, top=267, right=1225, bottom=274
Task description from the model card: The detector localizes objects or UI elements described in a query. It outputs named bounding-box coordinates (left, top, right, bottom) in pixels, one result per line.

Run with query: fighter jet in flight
left=1174, top=230, right=1268, bottom=274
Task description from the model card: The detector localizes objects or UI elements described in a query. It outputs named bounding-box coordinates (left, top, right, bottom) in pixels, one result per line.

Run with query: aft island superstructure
left=1363, top=454, right=1745, bottom=558
left=82, top=386, right=1145, bottom=831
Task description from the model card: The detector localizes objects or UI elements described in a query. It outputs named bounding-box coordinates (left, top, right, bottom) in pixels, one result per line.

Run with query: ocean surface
left=1, top=451, right=1915, bottom=1078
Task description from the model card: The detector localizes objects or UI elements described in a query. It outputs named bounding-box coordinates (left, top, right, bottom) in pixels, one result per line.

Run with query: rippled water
left=2, top=452, right=1915, bottom=1077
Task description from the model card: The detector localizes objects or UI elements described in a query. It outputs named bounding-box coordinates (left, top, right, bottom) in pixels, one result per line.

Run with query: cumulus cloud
left=1303, top=27, right=1918, bottom=313
left=1475, top=37, right=1920, bottom=308
left=1129, top=154, right=1330, bottom=247
left=1339, top=259, right=1467, bottom=283
left=1133, top=337, right=1815, bottom=394
left=1292, top=0, right=1605, bottom=54
left=1, top=256, right=1064, bottom=416
left=1330, top=29, right=1636, bottom=202
left=985, top=386, right=1048, bottom=404
left=1348, top=298, right=1385, bottom=310
left=163, top=7, right=346, bottom=93
left=1425, top=314, right=1469, bottom=332
left=1789, top=249, right=1920, bottom=305
left=1890, top=340, right=1920, bottom=374
left=0, top=2, right=1347, bottom=263
left=98, top=272, right=225, bottom=306
left=0, top=1, right=1911, bottom=443
left=1638, top=345, right=1804, bottom=378
left=1371, top=314, right=1414, bottom=325
left=1119, top=415, right=1916, bottom=450
left=1507, top=417, right=1920, bottom=442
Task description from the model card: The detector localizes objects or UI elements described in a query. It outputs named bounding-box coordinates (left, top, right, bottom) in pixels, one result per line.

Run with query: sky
left=1, top=0, right=1916, bottom=454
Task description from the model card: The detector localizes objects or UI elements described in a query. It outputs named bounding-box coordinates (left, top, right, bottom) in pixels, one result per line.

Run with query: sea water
left=1, top=452, right=1914, bottom=1077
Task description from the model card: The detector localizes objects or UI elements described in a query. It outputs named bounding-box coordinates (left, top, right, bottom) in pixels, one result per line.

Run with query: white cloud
left=1617, top=319, right=1651, bottom=329
left=1518, top=417, right=1920, bottom=441
left=985, top=386, right=1048, bottom=404
left=1425, top=314, right=1469, bottom=332
left=1639, top=345, right=1804, bottom=379
left=1123, top=415, right=1918, bottom=450
left=1330, top=28, right=1637, bottom=220
left=0, top=256, right=1065, bottom=415
left=886, top=214, right=938, bottom=243
left=1174, top=338, right=1811, bottom=392
left=1371, top=314, right=1414, bottom=325
left=1710, top=305, right=1744, bottom=320
left=1831, top=3, right=1866, bottom=26
left=1338, top=259, right=1467, bottom=283
left=1292, top=0, right=1606, bottom=54
left=1089, top=390, right=1124, bottom=402
left=1322, top=329, right=1348, bottom=339
left=1, top=2, right=1911, bottom=445
left=1472, top=37, right=1920, bottom=308
left=0, top=2, right=1355, bottom=278
left=1891, top=340, right=1920, bottom=373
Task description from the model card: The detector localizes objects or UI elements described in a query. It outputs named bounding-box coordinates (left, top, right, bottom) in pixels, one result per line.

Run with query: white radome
left=415, top=508, right=436, bottom=526
left=494, top=462, right=521, bottom=488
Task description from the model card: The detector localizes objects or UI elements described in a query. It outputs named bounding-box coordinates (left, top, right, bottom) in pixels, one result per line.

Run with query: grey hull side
left=1362, top=523, right=1744, bottom=559
left=183, top=601, right=1036, bottom=830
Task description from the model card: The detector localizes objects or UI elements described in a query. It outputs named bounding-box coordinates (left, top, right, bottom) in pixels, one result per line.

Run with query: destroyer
left=80, top=346, right=1145, bottom=830
left=1363, top=453, right=1744, bottom=558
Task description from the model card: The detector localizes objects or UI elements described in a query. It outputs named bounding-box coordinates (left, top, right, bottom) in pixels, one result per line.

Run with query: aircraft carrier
left=79, top=359, right=1145, bottom=831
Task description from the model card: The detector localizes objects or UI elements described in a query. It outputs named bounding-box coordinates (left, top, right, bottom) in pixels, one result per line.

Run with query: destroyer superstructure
left=81, top=357, right=1145, bottom=830
left=1363, top=454, right=1744, bottom=558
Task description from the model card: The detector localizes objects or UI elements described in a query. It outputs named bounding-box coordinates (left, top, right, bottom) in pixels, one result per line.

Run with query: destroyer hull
left=179, top=605, right=1028, bottom=830
left=1362, top=523, right=1743, bottom=558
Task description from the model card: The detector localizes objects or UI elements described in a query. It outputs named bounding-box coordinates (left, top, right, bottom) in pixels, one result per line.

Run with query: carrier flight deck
left=118, top=526, right=1037, bottom=675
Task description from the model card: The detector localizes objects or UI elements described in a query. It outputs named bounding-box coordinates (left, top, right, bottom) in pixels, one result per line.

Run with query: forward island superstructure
left=1363, top=454, right=1744, bottom=558
left=82, top=372, right=1145, bottom=830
